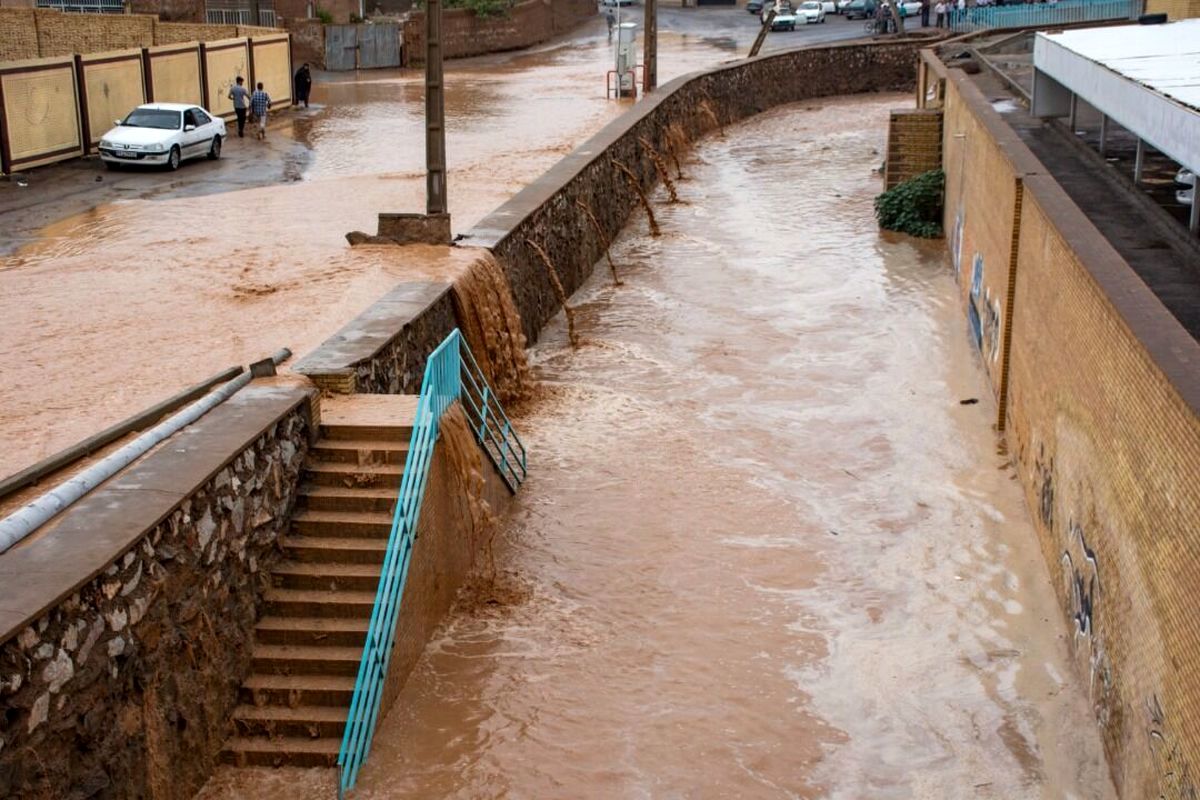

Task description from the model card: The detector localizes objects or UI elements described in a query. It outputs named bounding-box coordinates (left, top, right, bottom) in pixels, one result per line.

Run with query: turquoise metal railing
left=337, top=329, right=526, bottom=797
left=947, top=0, right=1137, bottom=32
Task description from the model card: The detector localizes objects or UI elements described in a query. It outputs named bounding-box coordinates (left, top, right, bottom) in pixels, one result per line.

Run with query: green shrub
left=874, top=168, right=945, bottom=238
left=314, top=5, right=334, bottom=22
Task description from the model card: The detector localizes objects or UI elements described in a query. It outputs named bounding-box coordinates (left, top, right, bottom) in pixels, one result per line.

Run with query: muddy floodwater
left=2, top=18, right=845, bottom=479
left=199, top=95, right=1115, bottom=799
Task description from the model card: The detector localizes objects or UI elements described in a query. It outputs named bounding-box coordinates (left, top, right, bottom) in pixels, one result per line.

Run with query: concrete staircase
left=221, top=397, right=416, bottom=768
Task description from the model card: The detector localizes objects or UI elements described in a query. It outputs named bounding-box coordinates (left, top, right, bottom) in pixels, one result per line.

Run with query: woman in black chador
left=294, top=63, right=313, bottom=108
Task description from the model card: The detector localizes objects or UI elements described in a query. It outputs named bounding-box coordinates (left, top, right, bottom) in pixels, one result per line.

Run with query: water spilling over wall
left=450, top=252, right=533, bottom=406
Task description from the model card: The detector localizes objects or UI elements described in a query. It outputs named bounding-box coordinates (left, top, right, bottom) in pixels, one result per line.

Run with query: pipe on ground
left=0, top=348, right=291, bottom=555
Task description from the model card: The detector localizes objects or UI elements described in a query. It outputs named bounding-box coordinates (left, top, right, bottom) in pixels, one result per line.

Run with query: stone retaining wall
left=0, top=385, right=314, bottom=800
left=467, top=36, right=933, bottom=343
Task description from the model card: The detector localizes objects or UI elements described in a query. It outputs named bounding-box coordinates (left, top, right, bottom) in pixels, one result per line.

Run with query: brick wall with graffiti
left=932, top=54, right=1200, bottom=799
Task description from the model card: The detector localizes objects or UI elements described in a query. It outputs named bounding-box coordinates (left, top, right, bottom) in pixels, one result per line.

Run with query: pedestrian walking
left=293, top=63, right=312, bottom=109
left=920, top=0, right=930, bottom=25
left=606, top=8, right=615, bottom=40
left=250, top=82, right=271, bottom=141
left=228, top=76, right=249, bottom=138
left=934, top=0, right=946, bottom=24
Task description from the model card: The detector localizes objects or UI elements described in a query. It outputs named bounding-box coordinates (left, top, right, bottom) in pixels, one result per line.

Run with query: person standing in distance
left=250, top=82, right=272, bottom=140
left=228, top=76, right=250, bottom=138
left=293, top=63, right=313, bottom=109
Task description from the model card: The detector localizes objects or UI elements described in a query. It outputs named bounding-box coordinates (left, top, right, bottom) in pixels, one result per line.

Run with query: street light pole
left=426, top=0, right=447, bottom=216
left=643, top=0, right=657, bottom=93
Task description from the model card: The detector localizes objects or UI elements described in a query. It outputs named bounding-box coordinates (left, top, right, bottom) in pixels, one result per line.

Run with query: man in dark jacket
left=293, top=63, right=313, bottom=108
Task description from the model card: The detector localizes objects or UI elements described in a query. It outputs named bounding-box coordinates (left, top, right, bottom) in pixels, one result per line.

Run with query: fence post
left=73, top=54, right=91, bottom=154
left=198, top=42, right=210, bottom=113
left=247, top=37, right=257, bottom=95
left=141, top=47, right=154, bottom=102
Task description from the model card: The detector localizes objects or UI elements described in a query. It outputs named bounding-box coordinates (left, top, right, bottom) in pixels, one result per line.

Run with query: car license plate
left=114, top=151, right=137, bottom=159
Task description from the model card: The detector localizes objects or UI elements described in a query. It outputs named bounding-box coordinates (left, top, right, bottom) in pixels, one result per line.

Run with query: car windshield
left=802, top=2, right=819, bottom=7
left=122, top=109, right=181, bottom=130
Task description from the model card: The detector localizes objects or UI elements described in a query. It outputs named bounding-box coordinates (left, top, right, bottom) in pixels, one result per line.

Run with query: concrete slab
left=320, top=394, right=420, bottom=429
left=0, top=383, right=313, bottom=644
left=292, top=282, right=452, bottom=377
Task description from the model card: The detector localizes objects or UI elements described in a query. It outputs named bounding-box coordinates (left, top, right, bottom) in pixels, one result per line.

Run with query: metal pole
left=426, top=0, right=447, bottom=215
left=643, top=0, right=657, bottom=93
left=1133, top=138, right=1144, bottom=183
left=749, top=9, right=774, bottom=58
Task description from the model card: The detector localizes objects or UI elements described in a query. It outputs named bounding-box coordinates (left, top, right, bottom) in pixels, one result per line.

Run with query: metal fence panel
left=948, top=0, right=1137, bottom=33
left=0, top=56, right=84, bottom=173
left=358, top=23, right=400, bottom=69
left=202, top=37, right=250, bottom=118
left=250, top=34, right=292, bottom=105
left=146, top=43, right=204, bottom=106
left=325, top=25, right=359, bottom=71
left=78, top=49, right=145, bottom=150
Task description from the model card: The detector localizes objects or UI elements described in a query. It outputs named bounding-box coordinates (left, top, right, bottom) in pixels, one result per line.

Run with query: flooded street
left=199, top=95, right=1115, bottom=799
left=0, top=11, right=862, bottom=479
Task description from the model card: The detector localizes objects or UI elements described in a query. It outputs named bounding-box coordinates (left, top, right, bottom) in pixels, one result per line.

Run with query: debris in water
left=524, top=238, right=581, bottom=348
left=574, top=198, right=622, bottom=286
left=611, top=158, right=661, bottom=237
left=960, top=398, right=979, bottom=405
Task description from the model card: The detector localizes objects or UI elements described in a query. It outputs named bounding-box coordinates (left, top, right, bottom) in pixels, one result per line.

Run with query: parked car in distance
left=747, top=0, right=769, bottom=13
left=99, top=103, right=225, bottom=171
left=817, top=0, right=837, bottom=12
left=602, top=0, right=637, bottom=6
left=761, top=0, right=800, bottom=28
left=836, top=0, right=854, bottom=11
left=1176, top=168, right=1195, bottom=206
left=797, top=1, right=826, bottom=22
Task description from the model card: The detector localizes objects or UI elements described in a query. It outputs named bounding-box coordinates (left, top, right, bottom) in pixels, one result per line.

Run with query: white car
left=762, top=1, right=801, bottom=28
left=1176, top=168, right=1195, bottom=206
left=99, top=103, right=226, bottom=171
left=797, top=0, right=826, bottom=21
left=836, top=0, right=853, bottom=11
left=817, top=0, right=837, bottom=11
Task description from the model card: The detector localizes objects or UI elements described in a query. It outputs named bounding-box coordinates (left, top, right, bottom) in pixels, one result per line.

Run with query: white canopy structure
left=1031, top=20, right=1200, bottom=231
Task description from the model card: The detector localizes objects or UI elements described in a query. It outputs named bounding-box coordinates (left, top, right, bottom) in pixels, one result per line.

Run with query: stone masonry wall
left=468, top=36, right=931, bottom=344
left=0, top=405, right=311, bottom=799
left=348, top=291, right=457, bottom=394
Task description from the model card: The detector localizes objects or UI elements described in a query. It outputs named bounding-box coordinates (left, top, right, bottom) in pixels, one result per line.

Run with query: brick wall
left=883, top=108, right=942, bottom=189
left=1144, top=0, right=1200, bottom=16
left=0, top=9, right=39, bottom=60
left=0, top=12, right=282, bottom=60
left=36, top=9, right=156, bottom=57
left=285, top=18, right=325, bottom=68
left=405, top=0, right=595, bottom=64
left=931, top=54, right=1200, bottom=799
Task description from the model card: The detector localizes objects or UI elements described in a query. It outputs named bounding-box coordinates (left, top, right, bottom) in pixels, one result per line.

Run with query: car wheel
left=167, top=146, right=181, bottom=171
left=208, top=136, right=222, bottom=161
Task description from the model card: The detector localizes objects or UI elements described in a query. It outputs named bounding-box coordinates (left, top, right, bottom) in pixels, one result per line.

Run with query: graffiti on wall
left=1034, top=445, right=1054, bottom=530
left=965, top=253, right=1002, bottom=365
left=1060, top=517, right=1113, bottom=725
left=1147, top=694, right=1198, bottom=800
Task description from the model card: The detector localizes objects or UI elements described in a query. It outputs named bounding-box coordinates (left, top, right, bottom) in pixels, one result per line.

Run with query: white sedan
left=796, top=0, right=826, bottom=20
left=98, top=103, right=226, bottom=171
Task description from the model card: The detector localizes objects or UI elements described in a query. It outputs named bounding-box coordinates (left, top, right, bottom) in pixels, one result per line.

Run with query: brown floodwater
left=0, top=26, right=759, bottom=479
left=197, top=95, right=1115, bottom=799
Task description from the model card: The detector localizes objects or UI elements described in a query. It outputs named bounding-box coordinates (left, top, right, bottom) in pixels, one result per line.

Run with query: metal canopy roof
left=1032, top=20, right=1200, bottom=174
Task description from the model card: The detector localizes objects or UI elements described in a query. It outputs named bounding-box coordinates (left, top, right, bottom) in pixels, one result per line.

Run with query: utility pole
left=426, top=0, right=447, bottom=216
left=643, top=0, right=657, bottom=93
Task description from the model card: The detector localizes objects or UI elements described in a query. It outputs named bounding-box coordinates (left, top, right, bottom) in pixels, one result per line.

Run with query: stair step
left=239, top=673, right=357, bottom=707
left=256, top=615, right=369, bottom=647
left=280, top=535, right=389, bottom=564
left=303, top=460, right=402, bottom=489
left=264, top=587, right=376, bottom=618
left=220, top=734, right=342, bottom=768
left=311, top=438, right=410, bottom=465
left=319, top=423, right=412, bottom=442
left=230, top=704, right=348, bottom=739
left=251, top=644, right=364, bottom=676
left=291, top=510, right=394, bottom=539
left=271, top=561, right=383, bottom=592
left=298, top=484, right=397, bottom=514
